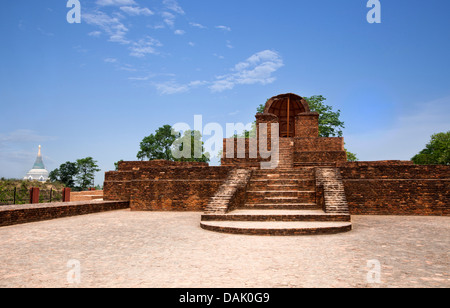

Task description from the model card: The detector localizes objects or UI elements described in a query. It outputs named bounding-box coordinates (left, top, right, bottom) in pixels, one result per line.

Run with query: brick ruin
left=104, top=93, right=449, bottom=235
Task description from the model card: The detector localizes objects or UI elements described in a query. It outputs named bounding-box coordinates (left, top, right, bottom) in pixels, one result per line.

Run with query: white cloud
left=154, top=80, right=207, bottom=95
left=88, top=31, right=102, bottom=37
left=128, top=74, right=155, bottom=81
left=210, top=50, right=284, bottom=92
left=154, top=81, right=189, bottom=95
left=129, top=36, right=162, bottom=57
left=161, top=11, right=176, bottom=27
left=216, top=25, right=231, bottom=32
left=190, top=22, right=206, bottom=29
left=96, top=0, right=136, bottom=6
left=163, top=0, right=185, bottom=15
left=174, top=29, right=185, bottom=35
left=188, top=42, right=195, bottom=47
left=152, top=50, right=283, bottom=95
left=83, top=11, right=130, bottom=44
left=120, top=6, right=154, bottom=16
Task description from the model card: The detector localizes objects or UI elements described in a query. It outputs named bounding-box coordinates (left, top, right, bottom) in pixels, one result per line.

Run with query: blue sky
left=0, top=0, right=449, bottom=185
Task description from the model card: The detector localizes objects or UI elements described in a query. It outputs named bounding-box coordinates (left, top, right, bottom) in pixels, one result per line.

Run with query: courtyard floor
left=0, top=210, right=448, bottom=288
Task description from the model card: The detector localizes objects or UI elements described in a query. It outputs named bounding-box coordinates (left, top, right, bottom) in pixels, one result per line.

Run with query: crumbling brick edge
left=0, top=200, right=130, bottom=227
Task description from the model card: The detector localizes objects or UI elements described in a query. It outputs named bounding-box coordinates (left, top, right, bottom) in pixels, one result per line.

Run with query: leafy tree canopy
left=303, top=95, right=345, bottom=138
left=137, top=125, right=179, bottom=161
left=49, top=158, right=100, bottom=190
left=412, top=131, right=450, bottom=165
left=137, top=125, right=210, bottom=163
left=76, top=157, right=101, bottom=190
left=49, top=161, right=78, bottom=188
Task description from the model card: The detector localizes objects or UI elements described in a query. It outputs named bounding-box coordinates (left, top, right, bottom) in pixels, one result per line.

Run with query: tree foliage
left=137, top=125, right=210, bottom=163
left=303, top=95, right=345, bottom=137
left=49, top=161, right=78, bottom=187
left=172, top=130, right=210, bottom=163
left=76, top=157, right=101, bottom=190
left=114, top=160, right=124, bottom=171
left=412, top=131, right=450, bottom=165
left=49, top=158, right=100, bottom=190
left=137, top=125, right=179, bottom=161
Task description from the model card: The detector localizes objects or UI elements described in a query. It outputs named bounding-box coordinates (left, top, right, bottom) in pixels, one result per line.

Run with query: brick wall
left=338, top=162, right=450, bottom=216
left=0, top=200, right=130, bottom=227
left=103, top=161, right=235, bottom=211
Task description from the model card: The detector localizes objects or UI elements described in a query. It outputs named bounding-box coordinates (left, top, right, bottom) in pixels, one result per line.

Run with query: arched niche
left=264, top=93, right=310, bottom=138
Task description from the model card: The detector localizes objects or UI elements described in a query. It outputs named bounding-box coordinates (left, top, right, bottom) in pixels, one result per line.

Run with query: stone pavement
left=0, top=210, right=448, bottom=288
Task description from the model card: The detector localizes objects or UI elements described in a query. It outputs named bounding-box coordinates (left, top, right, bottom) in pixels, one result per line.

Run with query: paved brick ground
left=0, top=210, right=448, bottom=288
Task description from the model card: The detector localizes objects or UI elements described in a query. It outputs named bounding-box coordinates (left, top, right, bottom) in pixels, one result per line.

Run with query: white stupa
left=24, top=145, right=49, bottom=182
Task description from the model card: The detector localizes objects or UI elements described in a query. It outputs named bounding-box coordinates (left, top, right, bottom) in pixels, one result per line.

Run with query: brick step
left=248, top=183, right=315, bottom=191
left=242, top=203, right=320, bottom=210
left=294, top=162, right=336, bottom=167
left=246, top=192, right=316, bottom=204
left=202, top=209, right=351, bottom=222
left=251, top=174, right=315, bottom=180
left=200, top=220, right=352, bottom=236
left=254, top=169, right=314, bottom=175
left=246, top=190, right=315, bottom=196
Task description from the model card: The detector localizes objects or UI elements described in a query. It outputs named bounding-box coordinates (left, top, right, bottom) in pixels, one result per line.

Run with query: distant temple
left=24, top=145, right=49, bottom=182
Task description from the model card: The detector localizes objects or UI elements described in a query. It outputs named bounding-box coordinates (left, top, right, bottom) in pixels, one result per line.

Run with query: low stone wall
left=0, top=200, right=130, bottom=227
left=338, top=162, right=450, bottom=216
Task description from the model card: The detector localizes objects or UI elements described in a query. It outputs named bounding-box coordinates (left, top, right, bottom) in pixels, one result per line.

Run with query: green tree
left=303, top=95, right=345, bottom=137
left=76, top=157, right=101, bottom=190
left=137, top=125, right=180, bottom=161
left=345, top=148, right=359, bottom=162
left=412, top=131, right=450, bottom=165
left=172, top=130, right=210, bottom=163
left=114, top=160, right=124, bottom=171
left=49, top=161, right=78, bottom=188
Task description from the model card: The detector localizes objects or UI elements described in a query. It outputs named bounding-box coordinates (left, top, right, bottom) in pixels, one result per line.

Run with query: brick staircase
left=316, top=168, right=350, bottom=214
left=201, top=167, right=351, bottom=236
left=204, top=169, right=252, bottom=214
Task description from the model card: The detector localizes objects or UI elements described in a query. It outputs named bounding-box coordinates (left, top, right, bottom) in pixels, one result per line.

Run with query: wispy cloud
left=189, top=22, right=206, bottom=29
left=210, top=50, right=284, bottom=92
left=161, top=11, right=176, bottom=27
left=129, top=36, right=162, bottom=57
left=154, top=80, right=207, bottom=95
left=174, top=29, right=185, bottom=35
left=163, top=0, right=185, bottom=15
left=345, top=96, right=450, bottom=161
left=0, top=130, right=56, bottom=144
left=104, top=57, right=118, bottom=63
left=120, top=6, right=154, bottom=16
left=88, top=31, right=102, bottom=37
left=152, top=50, right=284, bottom=95
left=96, top=0, right=136, bottom=6
left=83, top=11, right=130, bottom=44
left=216, top=25, right=231, bottom=32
